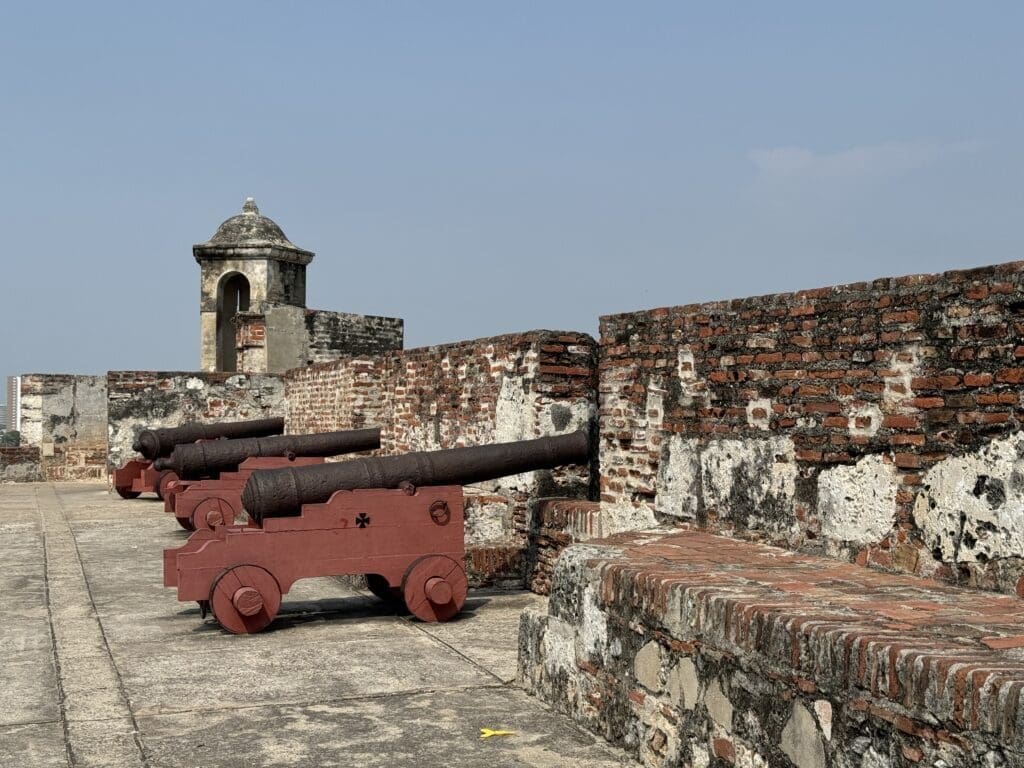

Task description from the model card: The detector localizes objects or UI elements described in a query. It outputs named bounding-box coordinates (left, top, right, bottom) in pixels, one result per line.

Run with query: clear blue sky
left=1, top=2, right=1021, bottom=394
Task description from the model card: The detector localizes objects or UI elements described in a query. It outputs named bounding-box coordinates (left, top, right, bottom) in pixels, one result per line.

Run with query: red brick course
left=529, top=499, right=601, bottom=593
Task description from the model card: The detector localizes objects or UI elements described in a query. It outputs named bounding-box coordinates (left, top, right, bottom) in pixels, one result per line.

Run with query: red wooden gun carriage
left=163, top=431, right=589, bottom=634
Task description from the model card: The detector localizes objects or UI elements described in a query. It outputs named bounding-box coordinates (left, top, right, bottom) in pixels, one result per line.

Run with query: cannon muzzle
left=134, top=417, right=285, bottom=460
left=155, top=428, right=381, bottom=479
left=242, top=430, right=590, bottom=524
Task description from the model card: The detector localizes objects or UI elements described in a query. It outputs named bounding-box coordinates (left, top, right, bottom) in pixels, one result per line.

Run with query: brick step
left=519, top=529, right=1024, bottom=767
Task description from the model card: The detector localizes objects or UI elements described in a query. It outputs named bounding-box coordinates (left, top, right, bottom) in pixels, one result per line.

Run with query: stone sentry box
left=598, top=260, right=1024, bottom=597
left=195, top=198, right=403, bottom=375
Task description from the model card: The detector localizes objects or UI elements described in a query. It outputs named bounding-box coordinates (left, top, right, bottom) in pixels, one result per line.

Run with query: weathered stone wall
left=18, top=375, right=107, bottom=481
left=599, top=261, right=1024, bottom=596
left=305, top=309, right=404, bottom=364
left=232, top=306, right=403, bottom=374
left=283, top=331, right=598, bottom=557
left=0, top=447, right=43, bottom=482
left=106, top=371, right=285, bottom=470
left=520, top=530, right=1024, bottom=768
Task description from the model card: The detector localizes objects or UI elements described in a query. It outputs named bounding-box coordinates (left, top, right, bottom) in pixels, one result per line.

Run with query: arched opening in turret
left=216, top=272, right=251, bottom=372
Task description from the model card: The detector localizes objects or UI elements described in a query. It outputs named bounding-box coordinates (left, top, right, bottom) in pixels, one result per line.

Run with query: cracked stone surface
left=0, top=483, right=636, bottom=767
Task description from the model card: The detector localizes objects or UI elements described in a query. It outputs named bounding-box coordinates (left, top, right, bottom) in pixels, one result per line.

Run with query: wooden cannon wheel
left=114, top=486, right=141, bottom=499
left=175, top=515, right=196, bottom=531
left=401, top=555, right=467, bottom=623
left=192, top=497, right=237, bottom=531
left=156, top=470, right=179, bottom=500
left=210, top=564, right=282, bottom=634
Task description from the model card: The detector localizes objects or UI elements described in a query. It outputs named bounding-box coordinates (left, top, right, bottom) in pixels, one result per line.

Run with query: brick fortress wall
left=599, top=261, right=1024, bottom=597
left=107, top=371, right=286, bottom=470
left=0, top=447, right=44, bottom=482
left=285, top=330, right=598, bottom=587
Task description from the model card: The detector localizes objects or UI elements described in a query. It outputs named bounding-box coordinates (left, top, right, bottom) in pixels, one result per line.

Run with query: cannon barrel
left=154, top=428, right=381, bottom=479
left=132, top=417, right=285, bottom=460
left=242, top=430, right=590, bottom=524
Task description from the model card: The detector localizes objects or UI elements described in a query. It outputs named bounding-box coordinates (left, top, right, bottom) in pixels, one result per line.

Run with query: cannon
left=155, top=428, right=380, bottom=479
left=162, top=429, right=382, bottom=531
left=164, top=430, right=589, bottom=634
left=112, top=417, right=285, bottom=500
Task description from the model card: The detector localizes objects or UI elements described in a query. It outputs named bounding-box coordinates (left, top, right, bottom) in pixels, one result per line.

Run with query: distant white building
left=5, top=375, right=20, bottom=431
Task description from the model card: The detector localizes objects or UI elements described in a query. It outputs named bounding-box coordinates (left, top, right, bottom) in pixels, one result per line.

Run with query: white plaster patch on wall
left=818, top=454, right=897, bottom=546
left=493, top=373, right=540, bottom=491
left=883, top=345, right=920, bottom=407
left=18, top=395, right=43, bottom=445
left=699, top=437, right=798, bottom=531
left=186, top=377, right=205, bottom=390
left=645, top=378, right=665, bottom=435
left=746, top=398, right=772, bottom=432
left=675, top=346, right=709, bottom=407
left=848, top=404, right=882, bottom=438
left=577, top=582, right=608, bottom=662
left=655, top=435, right=700, bottom=520
left=494, top=375, right=536, bottom=444
left=913, top=431, right=1024, bottom=563
left=600, top=500, right=659, bottom=536
left=541, top=615, right=578, bottom=678
left=677, top=347, right=697, bottom=381
left=462, top=492, right=512, bottom=545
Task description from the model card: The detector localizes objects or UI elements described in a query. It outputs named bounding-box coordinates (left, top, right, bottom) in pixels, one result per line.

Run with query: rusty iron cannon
left=241, top=428, right=589, bottom=523
left=164, top=430, right=589, bottom=634
left=155, top=428, right=380, bottom=479
left=161, top=428, right=382, bottom=531
left=112, top=417, right=284, bottom=500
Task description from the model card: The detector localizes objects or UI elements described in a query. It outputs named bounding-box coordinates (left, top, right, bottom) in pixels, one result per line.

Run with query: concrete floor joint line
left=43, top=485, right=150, bottom=768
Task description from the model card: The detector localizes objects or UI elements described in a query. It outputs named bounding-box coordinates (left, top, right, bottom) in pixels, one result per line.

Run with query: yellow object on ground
left=480, top=728, right=516, bottom=739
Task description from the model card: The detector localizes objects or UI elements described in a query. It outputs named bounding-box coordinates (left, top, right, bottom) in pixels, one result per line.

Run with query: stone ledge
left=529, top=499, right=602, bottom=594
left=519, top=529, right=1024, bottom=767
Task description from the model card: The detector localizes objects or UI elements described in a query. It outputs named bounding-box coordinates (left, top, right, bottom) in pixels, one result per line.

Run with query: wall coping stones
left=523, top=527, right=1024, bottom=763
left=599, top=259, right=1024, bottom=325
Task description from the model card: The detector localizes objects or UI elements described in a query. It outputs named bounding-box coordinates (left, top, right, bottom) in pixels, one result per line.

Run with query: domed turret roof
left=205, top=198, right=293, bottom=246
left=194, top=197, right=314, bottom=265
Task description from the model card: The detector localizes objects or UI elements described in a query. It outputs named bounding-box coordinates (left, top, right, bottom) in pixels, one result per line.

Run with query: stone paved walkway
left=0, top=483, right=636, bottom=768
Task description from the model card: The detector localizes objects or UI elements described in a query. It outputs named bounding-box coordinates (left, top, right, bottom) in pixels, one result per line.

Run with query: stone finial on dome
left=242, top=197, right=259, bottom=215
